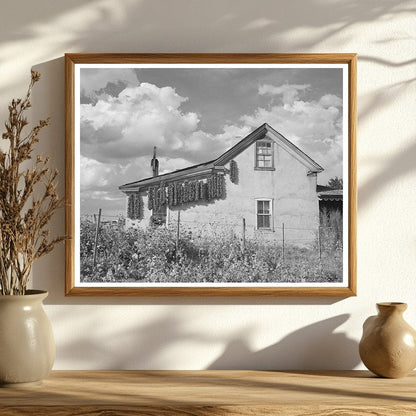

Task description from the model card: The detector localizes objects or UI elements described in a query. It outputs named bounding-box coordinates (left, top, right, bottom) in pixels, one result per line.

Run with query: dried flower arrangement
left=0, top=71, right=65, bottom=295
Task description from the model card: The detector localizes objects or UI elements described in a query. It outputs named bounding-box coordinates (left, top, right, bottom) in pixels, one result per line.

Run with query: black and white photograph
left=66, top=54, right=356, bottom=295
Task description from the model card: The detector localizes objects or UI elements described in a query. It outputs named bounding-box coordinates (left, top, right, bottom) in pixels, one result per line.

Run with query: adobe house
left=119, top=123, right=324, bottom=244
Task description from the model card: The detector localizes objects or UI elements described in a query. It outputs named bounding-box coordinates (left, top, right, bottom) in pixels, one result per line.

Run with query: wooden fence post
left=93, top=208, right=102, bottom=268
left=241, top=218, right=246, bottom=253
left=318, top=225, right=322, bottom=260
left=176, top=210, right=181, bottom=260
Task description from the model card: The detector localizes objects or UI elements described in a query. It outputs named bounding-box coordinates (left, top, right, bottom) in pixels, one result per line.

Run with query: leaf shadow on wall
left=0, top=0, right=413, bottom=98
left=207, top=314, right=360, bottom=370
left=52, top=308, right=359, bottom=370
left=54, top=312, right=217, bottom=370
left=358, top=138, right=416, bottom=210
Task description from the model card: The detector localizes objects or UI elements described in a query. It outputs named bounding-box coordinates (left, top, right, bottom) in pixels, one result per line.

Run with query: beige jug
left=359, top=302, right=416, bottom=378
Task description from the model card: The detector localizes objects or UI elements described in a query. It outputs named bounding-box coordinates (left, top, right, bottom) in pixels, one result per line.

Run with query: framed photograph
left=65, top=53, right=356, bottom=296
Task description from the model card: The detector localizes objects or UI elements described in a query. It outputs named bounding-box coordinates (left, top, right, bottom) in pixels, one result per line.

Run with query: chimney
left=150, top=146, right=159, bottom=177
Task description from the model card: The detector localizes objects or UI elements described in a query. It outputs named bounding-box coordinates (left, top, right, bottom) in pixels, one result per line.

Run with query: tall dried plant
left=0, top=71, right=65, bottom=295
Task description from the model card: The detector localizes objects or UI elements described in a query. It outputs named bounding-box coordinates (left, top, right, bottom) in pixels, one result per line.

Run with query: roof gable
left=214, top=123, right=323, bottom=173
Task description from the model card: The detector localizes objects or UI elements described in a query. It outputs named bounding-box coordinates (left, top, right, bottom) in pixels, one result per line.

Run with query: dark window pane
left=257, top=200, right=264, bottom=213
left=257, top=200, right=271, bottom=229
left=257, top=214, right=271, bottom=229
left=257, top=215, right=264, bottom=228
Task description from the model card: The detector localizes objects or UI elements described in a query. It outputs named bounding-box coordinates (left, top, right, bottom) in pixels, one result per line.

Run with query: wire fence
left=82, top=208, right=343, bottom=269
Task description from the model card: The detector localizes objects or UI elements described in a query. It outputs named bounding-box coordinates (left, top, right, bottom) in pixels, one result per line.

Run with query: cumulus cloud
left=319, top=94, right=343, bottom=108
left=258, top=83, right=310, bottom=105
left=80, top=156, right=113, bottom=190
left=80, top=82, right=204, bottom=164
left=80, top=68, right=139, bottom=104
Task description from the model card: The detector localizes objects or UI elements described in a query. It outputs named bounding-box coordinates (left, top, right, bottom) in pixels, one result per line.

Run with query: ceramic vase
left=359, top=302, right=416, bottom=378
left=0, top=290, right=55, bottom=387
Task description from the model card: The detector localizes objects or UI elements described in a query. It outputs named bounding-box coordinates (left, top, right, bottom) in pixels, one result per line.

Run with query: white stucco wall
left=0, top=1, right=414, bottom=370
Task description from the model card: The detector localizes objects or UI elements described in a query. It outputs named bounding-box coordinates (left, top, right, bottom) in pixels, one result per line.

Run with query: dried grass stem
left=0, top=71, right=65, bottom=295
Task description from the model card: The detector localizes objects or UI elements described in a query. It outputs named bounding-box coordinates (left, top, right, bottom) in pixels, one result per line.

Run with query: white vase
left=0, top=290, right=55, bottom=386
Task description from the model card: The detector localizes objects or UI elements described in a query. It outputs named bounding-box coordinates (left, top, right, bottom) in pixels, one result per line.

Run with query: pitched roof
left=119, top=123, right=324, bottom=192
left=119, top=159, right=222, bottom=191
left=119, top=159, right=215, bottom=190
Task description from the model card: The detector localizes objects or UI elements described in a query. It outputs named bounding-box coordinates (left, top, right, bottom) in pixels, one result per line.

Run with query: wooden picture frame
left=65, top=53, right=356, bottom=296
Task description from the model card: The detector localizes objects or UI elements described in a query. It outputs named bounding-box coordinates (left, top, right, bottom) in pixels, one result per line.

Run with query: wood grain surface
left=65, top=53, right=357, bottom=298
left=1, top=370, right=415, bottom=415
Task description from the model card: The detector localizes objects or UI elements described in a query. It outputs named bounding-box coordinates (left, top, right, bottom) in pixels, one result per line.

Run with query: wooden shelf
left=1, top=370, right=415, bottom=415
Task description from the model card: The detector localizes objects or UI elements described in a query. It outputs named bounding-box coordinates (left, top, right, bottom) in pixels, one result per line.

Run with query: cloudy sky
left=79, top=65, right=344, bottom=217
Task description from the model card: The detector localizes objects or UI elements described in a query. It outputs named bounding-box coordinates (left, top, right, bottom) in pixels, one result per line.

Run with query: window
left=255, top=140, right=273, bottom=169
left=256, top=199, right=272, bottom=230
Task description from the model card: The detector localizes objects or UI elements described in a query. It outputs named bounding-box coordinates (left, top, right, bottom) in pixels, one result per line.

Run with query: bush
left=80, top=220, right=342, bottom=283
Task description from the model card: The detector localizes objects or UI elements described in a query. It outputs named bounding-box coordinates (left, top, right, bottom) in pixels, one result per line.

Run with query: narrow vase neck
left=377, top=302, right=407, bottom=317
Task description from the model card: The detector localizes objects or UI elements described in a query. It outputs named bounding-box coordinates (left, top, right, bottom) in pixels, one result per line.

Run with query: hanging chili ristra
left=190, top=180, right=196, bottom=201
left=183, top=181, right=189, bottom=203
left=193, top=181, right=199, bottom=201
left=173, top=182, right=178, bottom=206
left=155, top=187, right=160, bottom=210
left=213, top=175, right=218, bottom=199
left=133, top=193, right=142, bottom=219
left=168, top=183, right=174, bottom=207
left=195, top=181, right=200, bottom=201
left=207, top=177, right=213, bottom=200
left=177, top=182, right=183, bottom=205
left=160, top=182, right=167, bottom=205
left=153, top=186, right=158, bottom=210
left=217, top=174, right=225, bottom=199
left=127, top=193, right=142, bottom=219
left=220, top=175, right=226, bottom=198
left=147, top=188, right=154, bottom=210
left=201, top=182, right=207, bottom=201
left=127, top=194, right=134, bottom=219
left=230, top=160, right=238, bottom=184
left=188, top=181, right=193, bottom=201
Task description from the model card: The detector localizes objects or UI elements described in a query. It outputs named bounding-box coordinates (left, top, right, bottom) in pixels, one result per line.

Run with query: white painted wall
left=0, top=0, right=415, bottom=370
